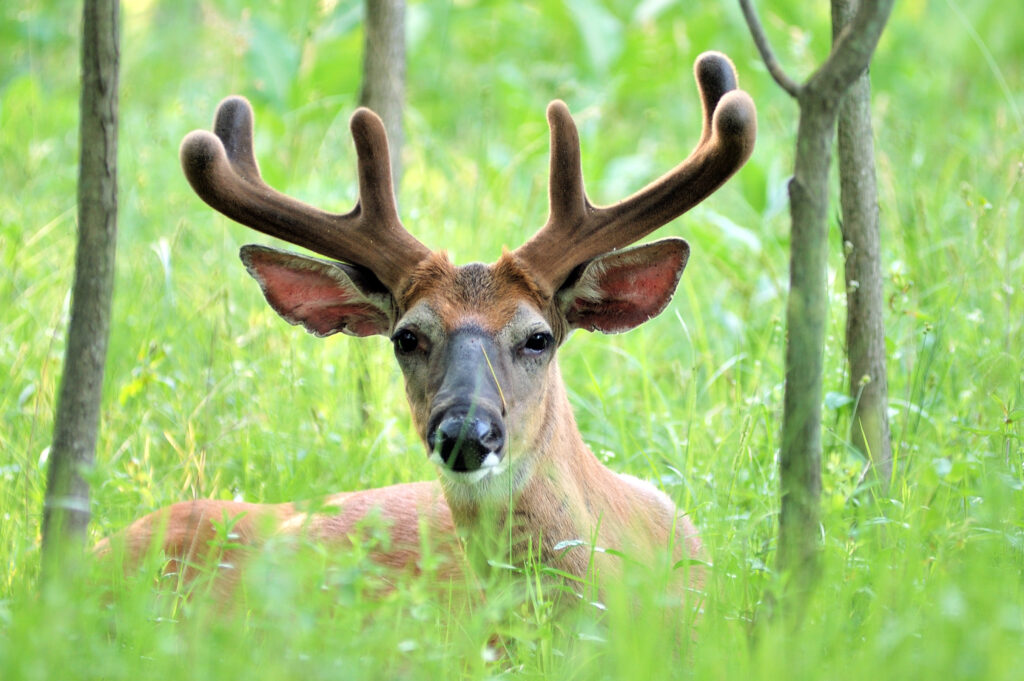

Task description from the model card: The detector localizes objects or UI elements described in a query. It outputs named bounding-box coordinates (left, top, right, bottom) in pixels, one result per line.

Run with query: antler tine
left=512, top=51, right=757, bottom=296
left=180, top=96, right=431, bottom=292
left=544, top=99, right=588, bottom=230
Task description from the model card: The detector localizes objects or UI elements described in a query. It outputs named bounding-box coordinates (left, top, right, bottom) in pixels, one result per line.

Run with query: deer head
left=180, top=53, right=755, bottom=546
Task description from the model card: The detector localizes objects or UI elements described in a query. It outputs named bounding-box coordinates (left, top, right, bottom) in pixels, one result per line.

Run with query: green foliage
left=1, top=0, right=1022, bottom=679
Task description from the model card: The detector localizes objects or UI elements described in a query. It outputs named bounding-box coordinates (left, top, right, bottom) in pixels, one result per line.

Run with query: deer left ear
left=557, top=238, right=689, bottom=334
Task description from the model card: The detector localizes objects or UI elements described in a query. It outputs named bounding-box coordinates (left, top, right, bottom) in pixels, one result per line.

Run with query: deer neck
left=442, top=362, right=629, bottom=581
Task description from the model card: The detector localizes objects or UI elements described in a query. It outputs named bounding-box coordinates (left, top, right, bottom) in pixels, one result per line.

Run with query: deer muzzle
left=425, top=328, right=507, bottom=477
left=428, top=410, right=505, bottom=472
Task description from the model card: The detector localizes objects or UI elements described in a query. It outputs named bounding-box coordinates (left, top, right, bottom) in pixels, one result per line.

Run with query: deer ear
left=557, top=238, right=689, bottom=334
left=239, top=245, right=395, bottom=337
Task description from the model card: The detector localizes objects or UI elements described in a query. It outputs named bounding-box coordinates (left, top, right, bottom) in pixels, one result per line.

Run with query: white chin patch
left=429, top=450, right=507, bottom=486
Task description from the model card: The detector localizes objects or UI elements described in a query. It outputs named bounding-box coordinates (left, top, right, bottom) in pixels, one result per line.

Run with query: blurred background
left=1, top=1, right=1022, bottom=677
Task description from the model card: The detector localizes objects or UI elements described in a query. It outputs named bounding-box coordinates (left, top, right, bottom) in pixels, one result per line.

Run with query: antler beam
left=512, top=51, right=757, bottom=295
left=180, top=97, right=431, bottom=293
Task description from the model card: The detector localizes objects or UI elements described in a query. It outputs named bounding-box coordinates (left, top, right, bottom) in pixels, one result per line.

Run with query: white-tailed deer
left=99, top=52, right=755, bottom=607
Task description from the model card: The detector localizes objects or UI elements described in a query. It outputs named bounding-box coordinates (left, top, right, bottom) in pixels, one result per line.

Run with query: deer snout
left=427, top=410, right=505, bottom=473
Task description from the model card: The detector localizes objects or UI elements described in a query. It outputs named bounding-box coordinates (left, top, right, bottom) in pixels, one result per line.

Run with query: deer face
left=241, top=239, right=689, bottom=501
left=397, top=242, right=690, bottom=502
left=391, top=257, right=550, bottom=493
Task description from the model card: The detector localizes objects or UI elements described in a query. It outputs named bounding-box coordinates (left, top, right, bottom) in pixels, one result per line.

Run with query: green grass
left=2, top=0, right=1023, bottom=678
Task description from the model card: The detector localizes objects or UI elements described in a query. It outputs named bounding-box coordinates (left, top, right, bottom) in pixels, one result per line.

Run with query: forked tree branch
left=738, top=0, right=895, bottom=613
left=738, top=0, right=801, bottom=98
left=739, top=0, right=894, bottom=101
left=809, top=0, right=895, bottom=96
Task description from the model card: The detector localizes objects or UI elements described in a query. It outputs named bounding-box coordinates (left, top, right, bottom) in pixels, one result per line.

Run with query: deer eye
left=392, top=329, right=420, bottom=354
left=521, top=332, right=553, bottom=356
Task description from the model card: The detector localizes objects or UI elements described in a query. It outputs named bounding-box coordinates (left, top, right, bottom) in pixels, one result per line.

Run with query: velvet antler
left=512, top=51, right=757, bottom=295
left=180, top=96, right=431, bottom=293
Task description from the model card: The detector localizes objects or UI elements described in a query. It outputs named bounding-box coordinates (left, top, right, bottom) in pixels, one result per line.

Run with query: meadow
left=1, top=0, right=1022, bottom=678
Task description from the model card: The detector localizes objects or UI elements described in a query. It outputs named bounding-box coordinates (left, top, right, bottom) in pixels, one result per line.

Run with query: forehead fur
left=400, top=251, right=549, bottom=331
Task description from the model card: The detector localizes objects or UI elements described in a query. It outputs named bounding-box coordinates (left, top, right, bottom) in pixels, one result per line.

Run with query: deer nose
left=427, top=412, right=505, bottom=473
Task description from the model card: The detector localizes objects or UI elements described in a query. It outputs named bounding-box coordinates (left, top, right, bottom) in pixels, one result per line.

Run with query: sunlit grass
left=2, top=0, right=1023, bottom=679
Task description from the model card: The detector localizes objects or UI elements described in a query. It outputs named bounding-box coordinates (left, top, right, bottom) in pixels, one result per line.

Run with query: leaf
left=703, top=210, right=763, bottom=253
left=246, top=18, right=301, bottom=107
left=932, top=457, right=953, bottom=478
left=565, top=0, right=623, bottom=74
left=825, top=391, right=855, bottom=410
left=633, top=0, right=678, bottom=23
left=16, top=383, right=35, bottom=409
left=552, top=539, right=588, bottom=552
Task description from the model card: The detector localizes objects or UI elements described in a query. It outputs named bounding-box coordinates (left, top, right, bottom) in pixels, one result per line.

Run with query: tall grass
left=1, top=0, right=1022, bottom=679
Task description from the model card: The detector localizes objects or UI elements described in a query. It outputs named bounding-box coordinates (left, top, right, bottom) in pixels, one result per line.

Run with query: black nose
left=427, top=413, right=505, bottom=472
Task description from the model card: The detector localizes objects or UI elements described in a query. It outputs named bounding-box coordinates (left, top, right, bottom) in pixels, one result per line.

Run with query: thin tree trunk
left=42, top=0, right=119, bottom=575
left=360, top=0, right=406, bottom=187
left=833, top=0, right=893, bottom=488
left=740, top=0, right=894, bottom=606
left=777, top=92, right=835, bottom=591
left=355, top=0, right=406, bottom=430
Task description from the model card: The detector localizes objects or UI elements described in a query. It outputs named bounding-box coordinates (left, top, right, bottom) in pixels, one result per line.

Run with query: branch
left=738, top=0, right=802, bottom=98
left=808, top=0, right=895, bottom=96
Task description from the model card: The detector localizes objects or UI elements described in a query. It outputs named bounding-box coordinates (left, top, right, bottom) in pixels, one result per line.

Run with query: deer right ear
left=239, top=245, right=395, bottom=338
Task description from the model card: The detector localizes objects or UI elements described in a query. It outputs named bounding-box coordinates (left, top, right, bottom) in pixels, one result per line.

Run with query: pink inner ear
left=255, top=261, right=389, bottom=337
left=567, top=249, right=684, bottom=334
left=600, top=264, right=676, bottom=308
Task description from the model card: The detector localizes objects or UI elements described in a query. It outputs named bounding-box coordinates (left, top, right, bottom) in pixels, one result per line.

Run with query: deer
left=97, top=52, right=756, bottom=613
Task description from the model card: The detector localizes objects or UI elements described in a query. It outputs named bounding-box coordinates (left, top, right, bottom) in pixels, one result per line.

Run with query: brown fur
left=96, top=482, right=465, bottom=597
left=99, top=260, right=703, bottom=607
left=400, top=251, right=547, bottom=331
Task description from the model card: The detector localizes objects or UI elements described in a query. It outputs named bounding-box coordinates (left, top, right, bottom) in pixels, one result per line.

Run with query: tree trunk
left=777, top=92, right=835, bottom=593
left=740, top=0, right=894, bottom=607
left=833, top=0, right=893, bottom=488
left=42, top=0, right=119, bottom=575
left=360, top=0, right=406, bottom=187
left=354, top=0, right=406, bottom=430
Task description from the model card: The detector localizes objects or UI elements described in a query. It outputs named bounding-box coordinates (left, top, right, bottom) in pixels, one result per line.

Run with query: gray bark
left=833, top=0, right=893, bottom=488
left=739, top=0, right=894, bottom=600
left=777, top=91, right=835, bottom=590
left=42, top=0, right=119, bottom=572
left=360, top=0, right=406, bottom=187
